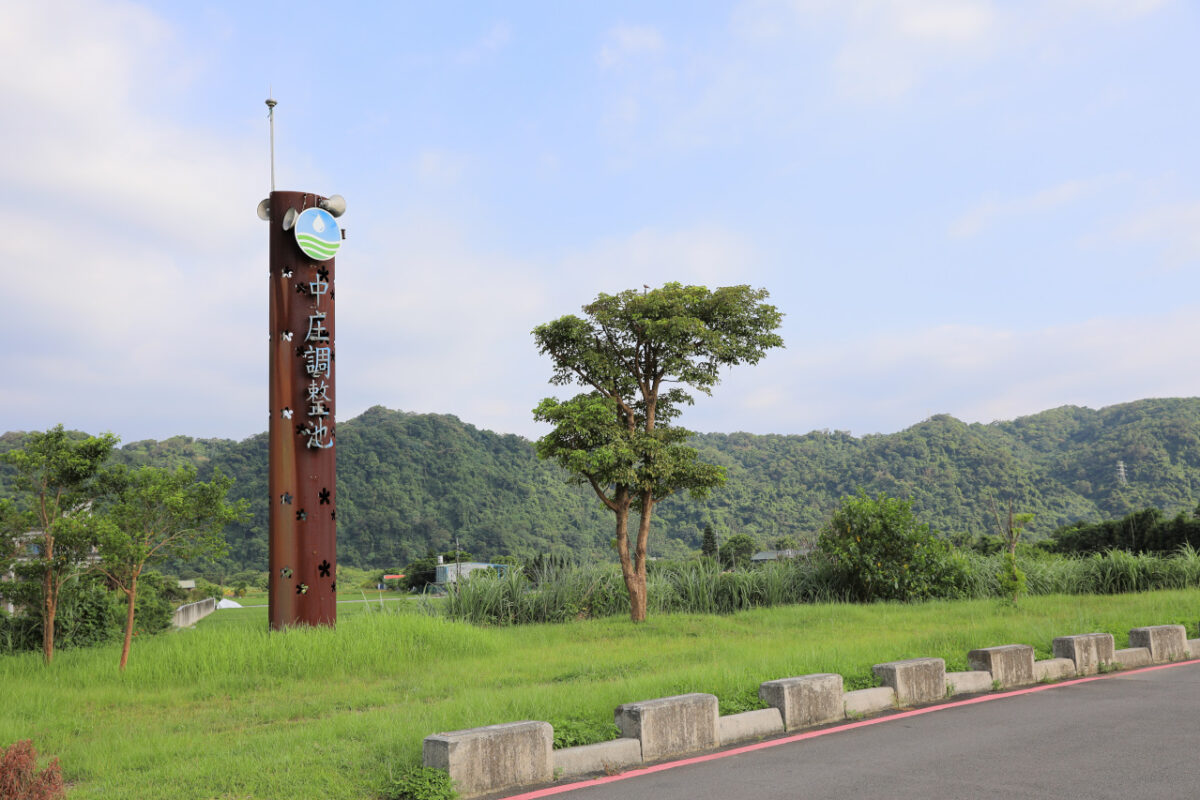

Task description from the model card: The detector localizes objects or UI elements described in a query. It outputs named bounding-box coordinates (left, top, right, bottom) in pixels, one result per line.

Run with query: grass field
left=2, top=591, right=1198, bottom=799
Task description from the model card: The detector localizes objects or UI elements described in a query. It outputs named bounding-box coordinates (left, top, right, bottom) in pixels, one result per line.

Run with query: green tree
left=817, top=490, right=966, bottom=602
left=991, top=498, right=1032, bottom=604
left=97, top=465, right=246, bottom=670
left=533, top=282, right=784, bottom=621
left=720, top=532, right=757, bottom=570
left=2, top=425, right=117, bottom=663
left=700, top=525, right=718, bottom=560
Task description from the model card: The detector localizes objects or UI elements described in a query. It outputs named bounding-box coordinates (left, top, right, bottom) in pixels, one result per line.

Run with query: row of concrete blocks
left=424, top=625, right=1199, bottom=797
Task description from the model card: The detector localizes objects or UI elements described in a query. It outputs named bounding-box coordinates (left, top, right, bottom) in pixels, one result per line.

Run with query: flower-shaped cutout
left=295, top=282, right=308, bottom=296
left=280, top=492, right=293, bottom=505
left=330, top=582, right=336, bottom=593
left=318, top=560, right=331, bottom=578
left=296, top=583, right=309, bottom=595
left=280, top=567, right=293, bottom=579
left=330, top=510, right=336, bottom=521
left=316, top=266, right=330, bottom=283
left=281, top=407, right=293, bottom=419
left=281, top=331, right=294, bottom=342
left=296, top=509, right=306, bottom=521
left=282, top=269, right=294, bottom=278
left=318, top=488, right=331, bottom=505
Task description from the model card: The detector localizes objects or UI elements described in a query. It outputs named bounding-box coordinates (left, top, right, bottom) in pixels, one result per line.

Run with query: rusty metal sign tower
left=257, top=97, right=345, bottom=629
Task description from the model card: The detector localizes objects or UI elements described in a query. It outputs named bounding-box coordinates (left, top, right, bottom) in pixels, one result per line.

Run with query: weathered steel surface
left=268, top=190, right=337, bottom=630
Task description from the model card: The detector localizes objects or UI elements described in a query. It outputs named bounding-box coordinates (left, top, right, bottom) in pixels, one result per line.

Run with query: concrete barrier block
left=553, top=738, right=641, bottom=779
left=424, top=720, right=552, bottom=798
left=1129, top=625, right=1189, bottom=662
left=872, top=658, right=945, bottom=706
left=614, top=693, right=718, bottom=762
left=758, top=673, right=844, bottom=730
left=1189, top=639, right=1200, bottom=658
left=967, top=644, right=1035, bottom=688
left=718, top=708, right=784, bottom=744
left=1034, top=658, right=1076, bottom=683
left=1113, top=647, right=1151, bottom=668
left=172, top=597, right=216, bottom=628
left=945, top=670, right=992, bottom=696
left=1052, top=633, right=1115, bottom=676
left=843, top=687, right=895, bottom=717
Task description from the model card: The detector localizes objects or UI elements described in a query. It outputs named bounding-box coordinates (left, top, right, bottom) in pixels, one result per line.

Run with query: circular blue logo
left=294, top=207, right=341, bottom=261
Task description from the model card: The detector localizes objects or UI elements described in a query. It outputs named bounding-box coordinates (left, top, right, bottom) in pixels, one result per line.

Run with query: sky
left=5, top=0, right=1200, bottom=445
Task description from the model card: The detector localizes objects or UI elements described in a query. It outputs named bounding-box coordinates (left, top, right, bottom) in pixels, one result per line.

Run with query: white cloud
left=414, top=149, right=471, bottom=186
left=706, top=307, right=1200, bottom=436
left=949, top=175, right=1118, bottom=238
left=599, top=25, right=665, bottom=69
left=2, top=1, right=265, bottom=441
left=1109, top=202, right=1200, bottom=269
left=456, top=21, right=512, bottom=64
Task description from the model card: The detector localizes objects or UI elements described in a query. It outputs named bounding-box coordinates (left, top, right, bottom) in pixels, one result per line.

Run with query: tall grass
left=3, top=591, right=1198, bottom=799
left=444, top=547, right=1200, bottom=625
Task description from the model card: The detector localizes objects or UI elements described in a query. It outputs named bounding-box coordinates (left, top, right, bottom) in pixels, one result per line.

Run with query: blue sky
left=5, top=1, right=1200, bottom=444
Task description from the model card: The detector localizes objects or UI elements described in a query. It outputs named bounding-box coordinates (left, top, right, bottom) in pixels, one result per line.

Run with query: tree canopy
left=2, top=425, right=117, bottom=663
left=98, top=464, right=246, bottom=669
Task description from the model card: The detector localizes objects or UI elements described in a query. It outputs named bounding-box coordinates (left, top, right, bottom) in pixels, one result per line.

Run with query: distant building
left=435, top=562, right=511, bottom=585
left=2, top=531, right=104, bottom=615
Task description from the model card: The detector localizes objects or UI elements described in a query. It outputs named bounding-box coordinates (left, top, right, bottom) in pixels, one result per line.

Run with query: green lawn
left=2, top=591, right=1198, bottom=799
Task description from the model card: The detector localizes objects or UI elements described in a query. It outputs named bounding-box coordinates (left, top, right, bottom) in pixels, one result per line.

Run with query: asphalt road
left=526, top=661, right=1200, bottom=800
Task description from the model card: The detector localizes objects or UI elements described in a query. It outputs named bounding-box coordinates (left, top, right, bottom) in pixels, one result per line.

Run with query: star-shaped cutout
left=318, top=488, right=331, bottom=505
left=280, top=492, right=292, bottom=505
left=296, top=509, right=306, bottom=521
left=318, top=560, right=331, bottom=578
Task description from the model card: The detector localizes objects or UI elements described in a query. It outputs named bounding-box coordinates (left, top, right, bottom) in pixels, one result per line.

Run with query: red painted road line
left=500, top=658, right=1200, bottom=800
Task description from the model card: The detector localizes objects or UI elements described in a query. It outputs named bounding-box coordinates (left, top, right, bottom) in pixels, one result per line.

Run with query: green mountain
left=4, top=398, right=1200, bottom=570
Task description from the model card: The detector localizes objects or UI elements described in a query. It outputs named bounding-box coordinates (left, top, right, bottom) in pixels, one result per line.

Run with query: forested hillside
left=4, top=398, right=1199, bottom=571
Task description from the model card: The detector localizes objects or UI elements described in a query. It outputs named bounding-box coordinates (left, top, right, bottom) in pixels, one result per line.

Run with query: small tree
left=2, top=425, right=117, bottom=664
left=720, top=533, right=757, bottom=570
left=700, top=525, right=718, bottom=561
left=97, top=465, right=246, bottom=670
left=533, top=283, right=784, bottom=622
left=990, top=497, right=1032, bottom=605
left=818, top=490, right=964, bottom=602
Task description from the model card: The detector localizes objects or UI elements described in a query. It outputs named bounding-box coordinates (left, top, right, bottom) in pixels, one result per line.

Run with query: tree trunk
left=630, top=494, right=654, bottom=622
left=119, top=572, right=139, bottom=671
left=42, top=577, right=56, bottom=665
left=42, top=534, right=56, bottom=664
left=611, top=490, right=646, bottom=623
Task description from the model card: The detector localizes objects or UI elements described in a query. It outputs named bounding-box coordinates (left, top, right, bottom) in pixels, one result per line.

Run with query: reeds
left=441, top=546, right=1200, bottom=626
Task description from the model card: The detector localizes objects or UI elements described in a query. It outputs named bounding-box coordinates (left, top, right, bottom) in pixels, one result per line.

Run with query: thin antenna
left=265, top=92, right=278, bottom=192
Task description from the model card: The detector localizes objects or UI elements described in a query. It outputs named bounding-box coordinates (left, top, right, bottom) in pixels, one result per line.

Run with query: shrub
left=817, top=490, right=971, bottom=602
left=997, top=552, right=1026, bottom=605
left=382, top=766, right=457, bottom=800
left=0, top=740, right=65, bottom=800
